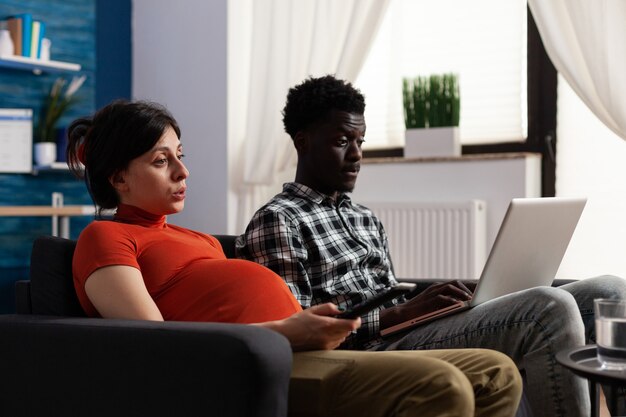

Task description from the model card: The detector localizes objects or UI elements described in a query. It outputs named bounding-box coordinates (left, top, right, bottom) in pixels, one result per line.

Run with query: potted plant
left=34, top=75, right=86, bottom=166
left=403, top=73, right=460, bottom=158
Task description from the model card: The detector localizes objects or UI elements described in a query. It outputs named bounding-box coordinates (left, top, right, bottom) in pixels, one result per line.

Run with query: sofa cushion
left=214, top=234, right=237, bottom=258
left=30, top=235, right=85, bottom=317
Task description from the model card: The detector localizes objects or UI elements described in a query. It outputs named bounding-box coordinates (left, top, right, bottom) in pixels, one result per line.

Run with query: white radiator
left=364, top=201, right=487, bottom=279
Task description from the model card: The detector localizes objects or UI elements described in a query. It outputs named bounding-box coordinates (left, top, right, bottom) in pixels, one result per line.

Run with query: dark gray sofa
left=0, top=235, right=292, bottom=417
left=2, top=234, right=577, bottom=417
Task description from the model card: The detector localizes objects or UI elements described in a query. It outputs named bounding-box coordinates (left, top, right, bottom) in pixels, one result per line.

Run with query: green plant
left=403, top=76, right=427, bottom=128
left=402, top=73, right=460, bottom=129
left=35, top=75, right=86, bottom=142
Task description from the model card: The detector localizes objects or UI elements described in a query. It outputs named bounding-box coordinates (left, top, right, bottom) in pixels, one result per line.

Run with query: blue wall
left=0, top=0, right=130, bottom=313
left=96, top=0, right=131, bottom=108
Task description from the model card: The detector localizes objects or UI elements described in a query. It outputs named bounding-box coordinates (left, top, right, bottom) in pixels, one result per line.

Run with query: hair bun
left=77, top=142, right=86, bottom=165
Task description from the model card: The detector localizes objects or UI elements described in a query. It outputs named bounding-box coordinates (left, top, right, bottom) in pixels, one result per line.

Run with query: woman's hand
left=380, top=280, right=473, bottom=328
left=259, top=303, right=361, bottom=351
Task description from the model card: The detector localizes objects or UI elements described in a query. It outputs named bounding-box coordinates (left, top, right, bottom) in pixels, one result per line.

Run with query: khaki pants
left=289, top=348, right=522, bottom=417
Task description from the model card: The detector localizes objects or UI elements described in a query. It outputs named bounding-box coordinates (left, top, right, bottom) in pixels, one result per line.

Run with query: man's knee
left=472, top=349, right=523, bottom=392
left=400, top=358, right=475, bottom=416
left=427, top=349, right=522, bottom=396
left=577, top=275, right=626, bottom=298
left=528, top=286, right=581, bottom=319
left=520, top=286, right=585, bottom=345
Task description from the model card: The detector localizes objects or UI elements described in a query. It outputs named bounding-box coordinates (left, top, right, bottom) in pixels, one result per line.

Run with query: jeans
left=377, top=275, right=626, bottom=417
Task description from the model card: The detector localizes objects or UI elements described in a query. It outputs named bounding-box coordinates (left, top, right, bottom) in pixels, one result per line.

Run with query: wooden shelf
left=0, top=54, right=81, bottom=74
left=0, top=205, right=95, bottom=217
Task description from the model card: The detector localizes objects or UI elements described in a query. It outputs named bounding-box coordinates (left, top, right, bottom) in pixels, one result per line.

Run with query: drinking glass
left=595, top=298, right=626, bottom=369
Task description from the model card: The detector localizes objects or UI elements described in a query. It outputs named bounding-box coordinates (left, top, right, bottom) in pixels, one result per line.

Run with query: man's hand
left=380, top=280, right=474, bottom=329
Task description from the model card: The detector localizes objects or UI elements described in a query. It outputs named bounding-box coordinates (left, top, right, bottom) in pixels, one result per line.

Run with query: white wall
left=132, top=0, right=228, bottom=233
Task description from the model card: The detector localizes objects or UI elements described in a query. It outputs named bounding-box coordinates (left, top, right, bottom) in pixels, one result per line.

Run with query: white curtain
left=527, top=0, right=626, bottom=279
left=230, top=0, right=391, bottom=233
left=528, top=0, right=626, bottom=141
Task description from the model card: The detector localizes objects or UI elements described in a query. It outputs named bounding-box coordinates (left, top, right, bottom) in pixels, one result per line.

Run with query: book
left=14, top=13, right=32, bottom=57
left=6, top=17, right=21, bottom=56
left=30, top=21, right=41, bottom=59
left=36, top=21, right=45, bottom=59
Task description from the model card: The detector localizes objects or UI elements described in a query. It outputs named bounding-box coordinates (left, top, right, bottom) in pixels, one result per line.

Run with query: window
left=555, top=74, right=626, bottom=279
left=355, top=0, right=528, bottom=149
left=357, top=2, right=558, bottom=197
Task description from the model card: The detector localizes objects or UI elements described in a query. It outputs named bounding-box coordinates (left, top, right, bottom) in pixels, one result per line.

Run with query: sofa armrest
left=15, top=280, right=32, bottom=314
left=0, top=315, right=291, bottom=417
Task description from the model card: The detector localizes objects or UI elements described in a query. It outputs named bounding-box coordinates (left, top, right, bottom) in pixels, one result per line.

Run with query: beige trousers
left=288, top=348, right=522, bottom=417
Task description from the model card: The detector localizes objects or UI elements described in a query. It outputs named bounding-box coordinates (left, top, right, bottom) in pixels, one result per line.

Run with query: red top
left=73, top=204, right=301, bottom=323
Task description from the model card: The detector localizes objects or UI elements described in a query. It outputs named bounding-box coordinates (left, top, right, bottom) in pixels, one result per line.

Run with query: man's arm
left=236, top=209, right=313, bottom=308
left=350, top=218, right=398, bottom=347
left=378, top=219, right=397, bottom=279
left=372, top=216, right=474, bottom=329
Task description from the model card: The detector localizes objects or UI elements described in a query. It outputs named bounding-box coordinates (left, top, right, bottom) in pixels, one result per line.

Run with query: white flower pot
left=34, top=142, right=57, bottom=166
left=404, top=127, right=461, bottom=158
left=0, top=29, right=14, bottom=56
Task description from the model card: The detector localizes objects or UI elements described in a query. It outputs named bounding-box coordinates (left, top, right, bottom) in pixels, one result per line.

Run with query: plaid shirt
left=235, top=182, right=401, bottom=349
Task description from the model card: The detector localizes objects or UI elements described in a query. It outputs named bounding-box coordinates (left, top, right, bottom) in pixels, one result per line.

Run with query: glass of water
left=595, top=298, right=626, bottom=369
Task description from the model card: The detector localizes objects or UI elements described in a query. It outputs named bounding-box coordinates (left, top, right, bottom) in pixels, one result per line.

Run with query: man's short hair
left=282, top=75, right=365, bottom=140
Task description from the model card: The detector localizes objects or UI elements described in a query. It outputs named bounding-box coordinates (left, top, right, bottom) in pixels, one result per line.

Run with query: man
left=236, top=75, right=626, bottom=417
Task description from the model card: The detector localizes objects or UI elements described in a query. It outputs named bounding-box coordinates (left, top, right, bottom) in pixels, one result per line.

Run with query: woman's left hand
left=258, top=303, right=361, bottom=351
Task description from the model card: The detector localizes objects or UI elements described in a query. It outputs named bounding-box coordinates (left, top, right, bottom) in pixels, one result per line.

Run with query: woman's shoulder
left=77, top=219, right=136, bottom=249
left=80, top=218, right=132, bottom=236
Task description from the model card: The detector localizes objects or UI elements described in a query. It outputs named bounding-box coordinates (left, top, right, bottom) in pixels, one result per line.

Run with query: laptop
left=380, top=197, right=587, bottom=337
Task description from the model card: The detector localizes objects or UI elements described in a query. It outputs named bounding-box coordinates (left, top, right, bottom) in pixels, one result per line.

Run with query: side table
left=556, top=345, right=626, bottom=417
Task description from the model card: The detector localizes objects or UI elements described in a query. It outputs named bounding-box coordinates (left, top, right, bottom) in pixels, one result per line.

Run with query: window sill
left=362, top=151, right=541, bottom=164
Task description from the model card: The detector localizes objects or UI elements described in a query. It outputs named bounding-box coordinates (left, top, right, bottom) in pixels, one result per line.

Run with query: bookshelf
left=0, top=54, right=81, bottom=74
left=31, top=162, right=71, bottom=175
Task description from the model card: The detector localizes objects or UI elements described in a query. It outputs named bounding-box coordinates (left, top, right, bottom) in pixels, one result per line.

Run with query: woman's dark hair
left=282, top=75, right=365, bottom=139
left=66, top=100, right=181, bottom=214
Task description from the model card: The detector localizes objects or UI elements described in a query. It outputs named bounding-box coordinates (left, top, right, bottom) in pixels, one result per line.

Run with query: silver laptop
left=381, top=197, right=587, bottom=337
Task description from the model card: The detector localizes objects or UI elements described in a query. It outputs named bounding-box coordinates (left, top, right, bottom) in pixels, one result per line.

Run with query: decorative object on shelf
left=40, top=38, right=51, bottom=61
left=403, top=73, right=461, bottom=158
left=36, top=75, right=86, bottom=142
left=34, top=75, right=86, bottom=165
left=34, top=142, right=57, bottom=166
left=0, top=28, right=14, bottom=56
